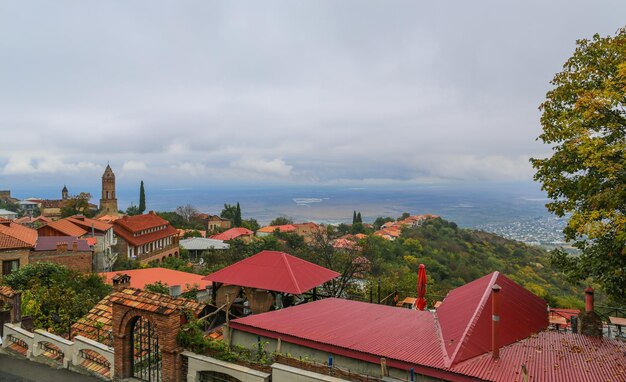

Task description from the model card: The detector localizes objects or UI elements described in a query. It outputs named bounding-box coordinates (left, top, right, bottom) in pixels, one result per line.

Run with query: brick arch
left=112, top=298, right=187, bottom=382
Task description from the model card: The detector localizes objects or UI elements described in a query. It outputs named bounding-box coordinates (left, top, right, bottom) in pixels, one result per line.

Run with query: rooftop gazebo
left=203, top=250, right=340, bottom=314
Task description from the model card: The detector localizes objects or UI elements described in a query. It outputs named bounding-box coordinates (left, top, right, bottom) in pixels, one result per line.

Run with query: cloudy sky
left=0, top=1, right=623, bottom=190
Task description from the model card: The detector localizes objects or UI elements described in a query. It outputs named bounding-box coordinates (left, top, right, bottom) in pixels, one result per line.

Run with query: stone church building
left=99, top=164, right=120, bottom=217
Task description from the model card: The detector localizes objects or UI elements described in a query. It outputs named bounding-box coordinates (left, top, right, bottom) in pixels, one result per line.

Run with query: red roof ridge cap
left=281, top=251, right=301, bottom=293
left=445, top=271, right=499, bottom=367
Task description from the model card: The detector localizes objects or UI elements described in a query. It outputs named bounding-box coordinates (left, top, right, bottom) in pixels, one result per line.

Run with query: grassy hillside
left=359, top=218, right=583, bottom=309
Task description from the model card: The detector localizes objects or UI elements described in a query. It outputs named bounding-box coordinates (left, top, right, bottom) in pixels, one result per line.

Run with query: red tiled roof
left=39, top=219, right=88, bottom=237
left=113, top=224, right=179, bottom=247
left=0, top=285, right=16, bottom=298
left=114, top=212, right=170, bottom=233
left=0, top=221, right=37, bottom=249
left=71, top=294, right=114, bottom=346
left=210, top=227, right=253, bottom=241
left=65, top=215, right=112, bottom=232
left=41, top=199, right=64, bottom=208
left=257, top=224, right=296, bottom=233
left=204, top=250, right=340, bottom=294
left=101, top=268, right=211, bottom=292
left=109, top=288, right=204, bottom=316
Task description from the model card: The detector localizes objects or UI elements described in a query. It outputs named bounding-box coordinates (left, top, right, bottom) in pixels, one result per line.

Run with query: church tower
left=62, top=185, right=69, bottom=200
left=99, top=165, right=119, bottom=216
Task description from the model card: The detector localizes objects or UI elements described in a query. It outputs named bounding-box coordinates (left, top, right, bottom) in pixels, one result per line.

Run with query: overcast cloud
left=0, top=1, right=623, bottom=188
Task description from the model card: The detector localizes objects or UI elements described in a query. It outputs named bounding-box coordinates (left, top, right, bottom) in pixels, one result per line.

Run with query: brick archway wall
left=112, top=305, right=185, bottom=382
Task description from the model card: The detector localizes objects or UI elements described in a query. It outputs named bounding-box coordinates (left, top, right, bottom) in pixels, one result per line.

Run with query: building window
left=2, top=259, right=20, bottom=276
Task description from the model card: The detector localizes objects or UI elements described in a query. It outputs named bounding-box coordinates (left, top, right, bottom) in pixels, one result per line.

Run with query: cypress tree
left=234, top=202, right=242, bottom=227
left=356, top=212, right=362, bottom=223
left=139, top=181, right=146, bottom=213
left=352, top=211, right=357, bottom=224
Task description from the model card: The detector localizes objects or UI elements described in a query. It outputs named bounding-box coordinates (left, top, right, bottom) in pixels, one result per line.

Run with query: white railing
left=2, top=323, right=114, bottom=380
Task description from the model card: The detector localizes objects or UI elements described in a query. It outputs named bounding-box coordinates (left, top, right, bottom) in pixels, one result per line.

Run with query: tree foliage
left=144, top=281, right=170, bottom=295
left=139, top=180, right=146, bottom=213
left=234, top=202, right=242, bottom=227
left=61, top=192, right=95, bottom=217
left=531, top=28, right=626, bottom=301
left=269, top=216, right=293, bottom=226
left=1, top=263, right=112, bottom=334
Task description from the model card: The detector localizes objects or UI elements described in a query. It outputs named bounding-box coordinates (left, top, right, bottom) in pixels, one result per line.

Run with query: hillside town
left=1, top=3, right=626, bottom=381
left=0, top=165, right=625, bottom=382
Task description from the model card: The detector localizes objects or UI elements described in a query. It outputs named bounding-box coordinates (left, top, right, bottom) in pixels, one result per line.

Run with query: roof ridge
left=446, top=271, right=499, bottom=367
left=281, top=251, right=301, bottom=293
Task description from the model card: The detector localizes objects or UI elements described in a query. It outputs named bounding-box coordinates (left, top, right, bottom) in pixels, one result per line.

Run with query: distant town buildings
left=113, top=211, right=180, bottom=264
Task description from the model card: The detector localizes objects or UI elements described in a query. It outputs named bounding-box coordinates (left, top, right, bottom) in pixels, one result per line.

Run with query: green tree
left=2, top=263, right=111, bottom=334
left=373, top=216, right=394, bottom=230
left=531, top=28, right=626, bottom=301
left=234, top=202, right=242, bottom=227
left=356, top=212, right=362, bottom=223
left=242, top=218, right=260, bottom=232
left=125, top=204, right=141, bottom=216
left=139, top=180, right=146, bottom=213
left=398, top=212, right=410, bottom=221
left=352, top=211, right=357, bottom=224
left=61, top=192, right=95, bottom=217
left=220, top=203, right=237, bottom=221
left=270, top=216, right=293, bottom=226
left=145, top=281, right=170, bottom=295
left=0, top=198, right=19, bottom=213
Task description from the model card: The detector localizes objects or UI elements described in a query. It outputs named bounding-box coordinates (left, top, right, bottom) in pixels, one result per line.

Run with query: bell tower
left=99, top=164, right=119, bottom=216
left=62, top=185, right=69, bottom=200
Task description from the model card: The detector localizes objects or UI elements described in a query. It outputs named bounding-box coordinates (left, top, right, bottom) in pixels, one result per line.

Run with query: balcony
left=136, top=243, right=178, bottom=262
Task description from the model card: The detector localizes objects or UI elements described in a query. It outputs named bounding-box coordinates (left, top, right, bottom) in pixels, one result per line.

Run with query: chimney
left=585, top=286, right=594, bottom=312
left=72, top=241, right=78, bottom=252
left=112, top=274, right=131, bottom=291
left=149, top=210, right=155, bottom=215
left=56, top=242, right=68, bottom=252
left=578, top=286, right=602, bottom=337
left=491, top=284, right=501, bottom=360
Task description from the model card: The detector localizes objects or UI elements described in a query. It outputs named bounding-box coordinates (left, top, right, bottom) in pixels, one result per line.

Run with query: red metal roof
left=437, top=272, right=548, bottom=366
left=230, top=276, right=626, bottom=382
left=203, top=250, right=340, bottom=294
left=210, top=227, right=253, bottom=241
left=113, top=224, right=179, bottom=247
left=65, top=215, right=112, bottom=232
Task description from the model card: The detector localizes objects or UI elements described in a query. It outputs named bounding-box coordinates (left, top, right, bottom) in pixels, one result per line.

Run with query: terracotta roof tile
left=257, top=224, right=296, bottom=233
left=210, top=227, right=253, bottom=241
left=114, top=213, right=170, bottom=233
left=0, top=221, right=37, bottom=249
left=39, top=219, right=88, bottom=237
left=0, top=285, right=16, bottom=298
left=65, top=216, right=112, bottom=232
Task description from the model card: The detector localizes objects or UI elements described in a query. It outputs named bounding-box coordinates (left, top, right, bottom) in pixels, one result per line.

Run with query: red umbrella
left=416, top=263, right=427, bottom=310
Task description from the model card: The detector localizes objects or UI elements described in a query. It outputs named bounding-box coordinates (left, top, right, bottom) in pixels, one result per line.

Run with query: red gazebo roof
left=203, top=250, right=340, bottom=294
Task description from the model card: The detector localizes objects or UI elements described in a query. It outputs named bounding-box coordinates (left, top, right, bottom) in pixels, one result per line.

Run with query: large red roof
left=203, top=250, right=340, bottom=294
left=101, top=268, right=211, bottom=292
left=114, top=212, right=170, bottom=233
left=39, top=219, right=88, bottom=237
left=230, top=274, right=626, bottom=382
left=437, top=272, right=548, bottom=366
left=113, top=224, right=179, bottom=247
left=210, top=227, right=253, bottom=241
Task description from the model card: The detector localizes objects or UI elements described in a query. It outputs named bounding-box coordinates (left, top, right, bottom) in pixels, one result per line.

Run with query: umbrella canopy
left=416, top=263, right=427, bottom=310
